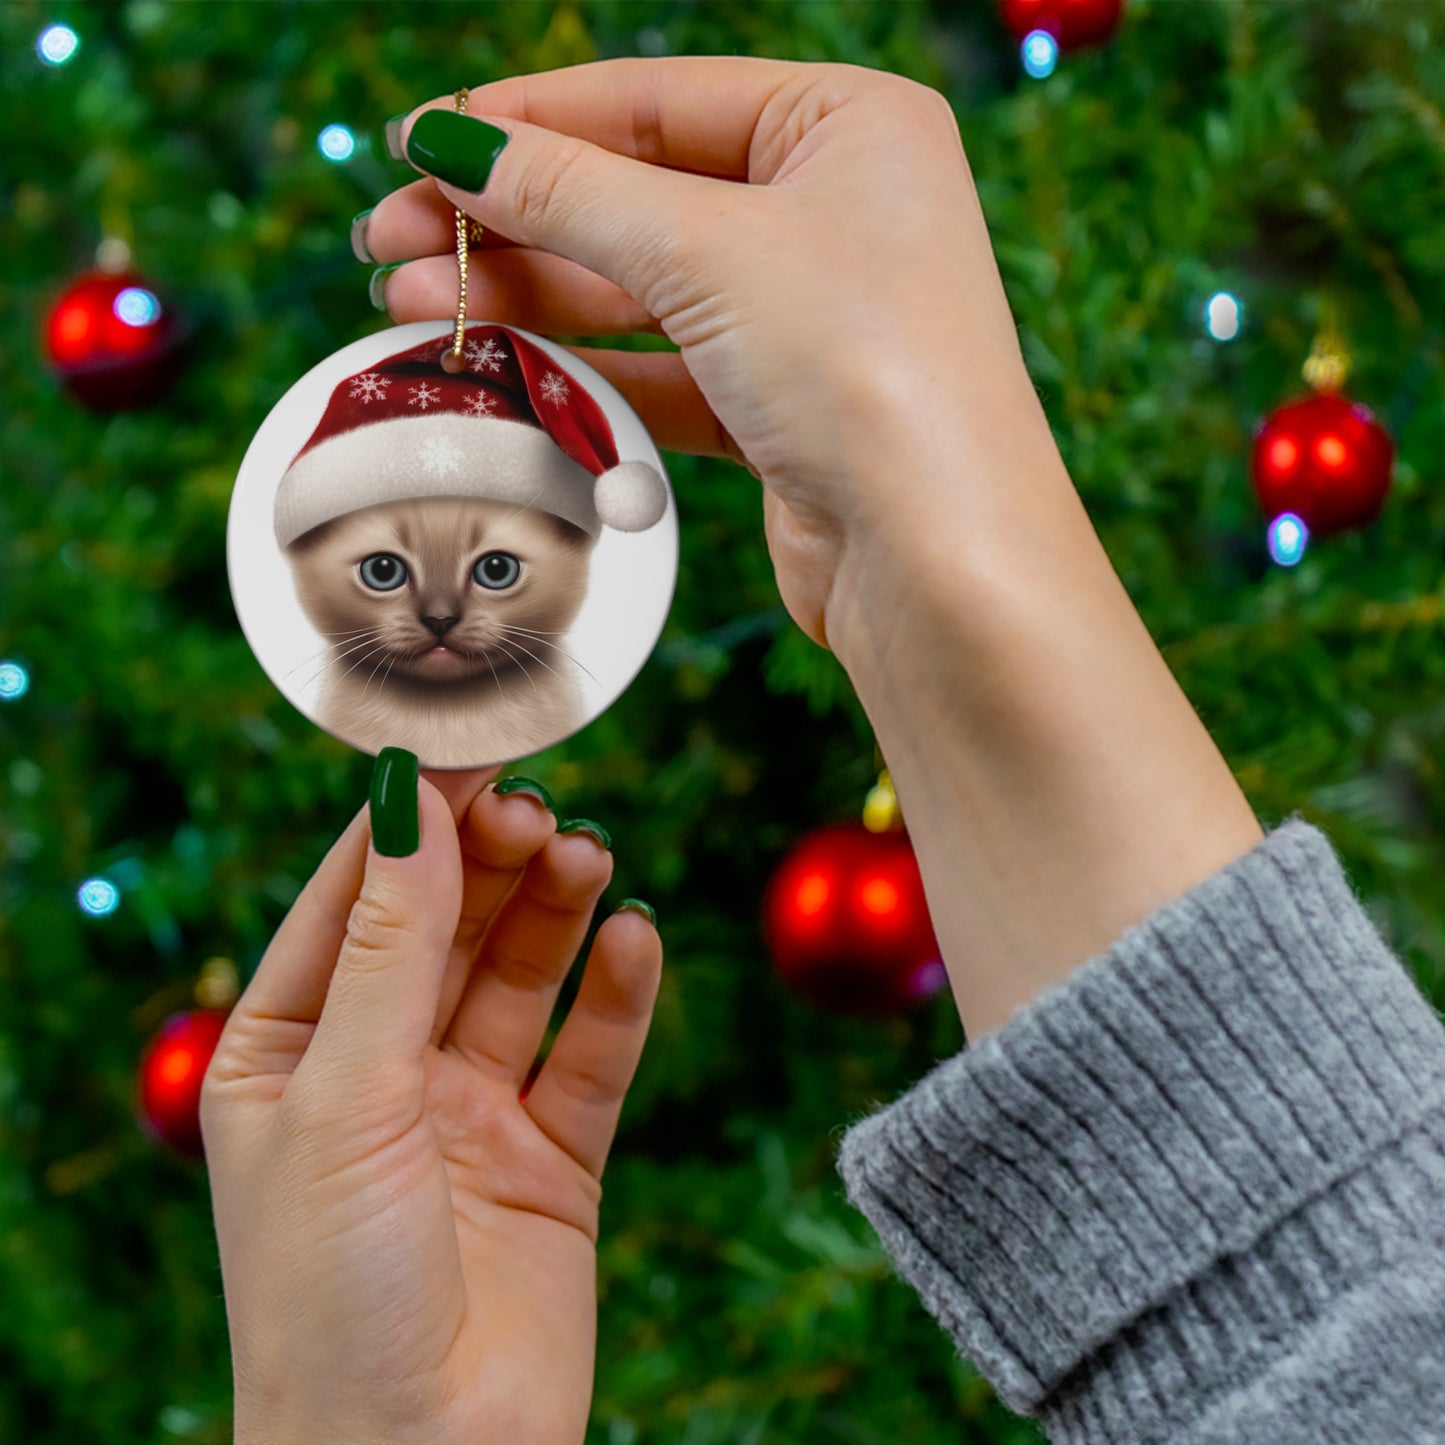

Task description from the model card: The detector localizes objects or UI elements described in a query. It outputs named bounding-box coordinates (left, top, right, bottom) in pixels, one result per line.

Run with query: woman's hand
left=202, top=760, right=661, bottom=1445
left=361, top=56, right=1062, bottom=659
left=361, top=59, right=1262, bottom=1043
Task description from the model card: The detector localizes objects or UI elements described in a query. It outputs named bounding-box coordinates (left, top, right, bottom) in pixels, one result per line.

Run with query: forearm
left=826, top=383, right=1263, bottom=1041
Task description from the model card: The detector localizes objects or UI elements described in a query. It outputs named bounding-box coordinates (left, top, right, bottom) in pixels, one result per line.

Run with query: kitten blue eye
left=359, top=553, right=408, bottom=591
left=473, top=552, right=521, bottom=590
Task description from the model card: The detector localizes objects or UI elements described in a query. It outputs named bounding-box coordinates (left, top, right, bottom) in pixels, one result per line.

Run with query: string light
left=0, top=660, right=29, bottom=701
left=1022, top=30, right=1060, bottom=78
left=1268, top=512, right=1309, bottom=567
left=78, top=878, right=121, bottom=917
left=317, top=124, right=356, bottom=162
left=113, top=287, right=162, bottom=328
left=37, top=24, right=79, bottom=66
left=1205, top=291, right=1243, bottom=341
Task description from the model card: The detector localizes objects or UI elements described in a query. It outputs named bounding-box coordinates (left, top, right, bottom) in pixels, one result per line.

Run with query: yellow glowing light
left=1316, top=434, right=1347, bottom=468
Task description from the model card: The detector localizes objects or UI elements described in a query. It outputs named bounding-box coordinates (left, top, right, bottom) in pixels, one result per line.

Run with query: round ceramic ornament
left=227, top=319, right=677, bottom=768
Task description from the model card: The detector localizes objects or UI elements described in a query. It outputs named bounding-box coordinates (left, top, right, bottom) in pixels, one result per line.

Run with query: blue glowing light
left=1206, top=291, right=1243, bottom=342
left=38, top=24, right=79, bottom=66
left=114, top=287, right=161, bottom=328
left=318, top=124, right=356, bottom=162
left=1268, top=512, right=1309, bottom=567
left=0, top=661, right=29, bottom=701
left=78, top=877, right=121, bottom=917
left=1022, top=30, right=1059, bottom=79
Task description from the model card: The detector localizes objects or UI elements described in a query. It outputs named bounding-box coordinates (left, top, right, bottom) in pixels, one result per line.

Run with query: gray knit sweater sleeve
left=835, top=817, right=1445, bottom=1443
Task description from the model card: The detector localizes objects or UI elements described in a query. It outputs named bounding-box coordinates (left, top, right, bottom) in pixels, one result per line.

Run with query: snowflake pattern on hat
left=272, top=323, right=670, bottom=549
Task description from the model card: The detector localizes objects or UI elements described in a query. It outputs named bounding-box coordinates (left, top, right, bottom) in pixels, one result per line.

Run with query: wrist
left=825, top=421, right=1262, bottom=1039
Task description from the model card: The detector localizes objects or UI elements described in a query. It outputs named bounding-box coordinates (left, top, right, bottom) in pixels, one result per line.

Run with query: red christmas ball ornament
left=137, top=1008, right=230, bottom=1158
left=763, top=821, right=946, bottom=1018
left=44, top=269, right=182, bottom=410
left=998, top=0, right=1124, bottom=50
left=1251, top=392, right=1394, bottom=538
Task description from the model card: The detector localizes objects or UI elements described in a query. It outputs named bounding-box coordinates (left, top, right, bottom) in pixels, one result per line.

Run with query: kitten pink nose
left=423, top=616, right=459, bottom=638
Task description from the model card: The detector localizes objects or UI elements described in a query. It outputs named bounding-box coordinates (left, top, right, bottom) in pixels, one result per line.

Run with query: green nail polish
left=368, top=261, right=403, bottom=311
left=493, top=775, right=556, bottom=812
left=558, top=818, right=612, bottom=851
left=405, top=110, right=510, bottom=192
left=370, top=747, right=419, bottom=857
left=350, top=208, right=375, bottom=264
left=617, top=898, right=656, bottom=926
left=384, top=113, right=409, bottom=162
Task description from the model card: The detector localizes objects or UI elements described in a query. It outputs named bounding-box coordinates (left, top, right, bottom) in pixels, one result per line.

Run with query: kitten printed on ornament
left=273, top=324, right=668, bottom=768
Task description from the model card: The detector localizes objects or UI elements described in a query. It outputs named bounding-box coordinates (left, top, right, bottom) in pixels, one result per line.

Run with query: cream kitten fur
left=285, top=496, right=596, bottom=767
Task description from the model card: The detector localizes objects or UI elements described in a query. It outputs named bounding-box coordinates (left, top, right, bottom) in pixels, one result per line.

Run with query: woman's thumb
left=396, top=106, right=728, bottom=307
left=303, top=750, right=463, bottom=1089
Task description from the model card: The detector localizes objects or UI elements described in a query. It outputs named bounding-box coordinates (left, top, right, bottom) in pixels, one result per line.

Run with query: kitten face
left=285, top=496, right=595, bottom=689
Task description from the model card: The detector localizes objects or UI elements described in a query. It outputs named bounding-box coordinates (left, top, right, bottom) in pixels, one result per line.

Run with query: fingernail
left=405, top=110, right=510, bottom=192
left=558, top=818, right=612, bottom=851
left=369, top=261, right=404, bottom=311
left=384, top=113, right=409, bottom=162
left=350, top=208, right=375, bottom=264
left=370, top=747, right=420, bottom=857
left=493, top=775, right=555, bottom=813
left=617, top=898, right=656, bottom=926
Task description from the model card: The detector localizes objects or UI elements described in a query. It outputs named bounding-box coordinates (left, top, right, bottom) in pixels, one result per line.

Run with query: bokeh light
left=1268, top=512, right=1309, bottom=567
left=1205, top=291, right=1242, bottom=341
left=114, top=287, right=161, bottom=328
left=78, top=878, right=121, bottom=917
left=37, top=24, right=79, bottom=66
left=0, top=660, right=29, bottom=701
left=1022, top=30, right=1059, bottom=79
left=317, top=124, right=356, bottom=162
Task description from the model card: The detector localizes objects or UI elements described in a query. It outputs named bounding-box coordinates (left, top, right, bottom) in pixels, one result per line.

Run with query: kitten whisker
left=360, top=645, right=392, bottom=700
left=502, top=624, right=604, bottom=690
left=493, top=632, right=567, bottom=686
left=488, top=638, right=539, bottom=697
left=331, top=641, right=392, bottom=689
left=283, top=628, right=385, bottom=680
left=497, top=626, right=603, bottom=693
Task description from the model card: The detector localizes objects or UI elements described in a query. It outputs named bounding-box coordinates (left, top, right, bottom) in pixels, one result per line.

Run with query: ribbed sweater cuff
left=835, top=817, right=1445, bottom=1432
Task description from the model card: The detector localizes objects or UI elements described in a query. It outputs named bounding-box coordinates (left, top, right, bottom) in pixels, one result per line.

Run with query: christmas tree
left=3, top=3, right=1443, bottom=1441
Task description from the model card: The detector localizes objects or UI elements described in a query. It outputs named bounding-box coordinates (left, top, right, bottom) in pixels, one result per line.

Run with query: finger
left=523, top=908, right=663, bottom=1181
left=399, top=106, right=760, bottom=308
left=301, top=777, right=463, bottom=1087
left=440, top=827, right=614, bottom=1085
left=380, top=248, right=663, bottom=337
left=209, top=804, right=371, bottom=1076
left=420, top=765, right=505, bottom=825
left=553, top=346, right=744, bottom=464
left=421, top=55, right=810, bottom=181
left=362, top=177, right=522, bottom=261
left=429, top=782, right=558, bottom=1049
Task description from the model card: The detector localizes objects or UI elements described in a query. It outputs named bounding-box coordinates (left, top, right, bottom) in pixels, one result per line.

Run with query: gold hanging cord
left=440, top=88, right=486, bottom=373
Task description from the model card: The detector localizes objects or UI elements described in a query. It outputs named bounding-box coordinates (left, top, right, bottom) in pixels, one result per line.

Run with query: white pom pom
left=593, top=461, right=668, bottom=532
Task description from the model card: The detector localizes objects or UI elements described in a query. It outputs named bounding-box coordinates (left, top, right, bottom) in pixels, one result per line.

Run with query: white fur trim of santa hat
left=275, top=413, right=667, bottom=548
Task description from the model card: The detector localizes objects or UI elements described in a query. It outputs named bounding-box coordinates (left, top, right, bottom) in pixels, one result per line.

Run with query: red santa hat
left=274, top=323, right=668, bottom=548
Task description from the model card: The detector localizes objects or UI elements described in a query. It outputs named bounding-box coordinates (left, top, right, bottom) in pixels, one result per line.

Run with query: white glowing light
left=78, top=878, right=121, bottom=917
left=38, top=24, right=79, bottom=66
left=318, top=124, right=356, bottom=162
left=1022, top=30, right=1059, bottom=79
left=114, top=287, right=161, bottom=327
left=1268, top=512, right=1309, bottom=567
left=1206, top=291, right=1243, bottom=342
left=0, top=661, right=29, bottom=700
